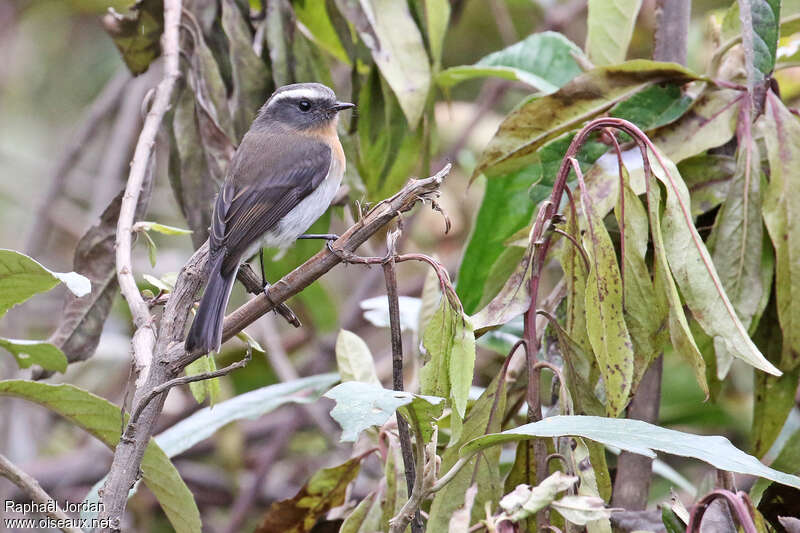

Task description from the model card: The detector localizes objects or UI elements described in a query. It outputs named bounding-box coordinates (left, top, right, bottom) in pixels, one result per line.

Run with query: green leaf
left=648, top=146, right=780, bottom=376
left=0, top=338, right=67, bottom=373
left=458, top=133, right=606, bottom=314
left=294, top=0, right=349, bottom=64
left=750, top=294, right=798, bottom=458
left=759, top=92, right=800, bottom=371
left=0, top=380, right=201, bottom=533
left=460, top=415, right=800, bottom=491
left=708, top=132, right=770, bottom=346
left=169, top=84, right=217, bottom=246
left=680, top=153, right=735, bottom=215
left=661, top=504, right=687, bottom=533
left=423, top=0, right=450, bottom=69
left=102, top=0, right=163, bottom=75
left=221, top=0, right=270, bottom=138
left=427, top=356, right=510, bottom=531
left=609, top=83, right=693, bottom=131
left=256, top=456, right=362, bottom=533
left=437, top=32, right=586, bottom=93
left=136, top=221, right=193, bottom=235
left=141, top=230, right=157, bottom=267
left=420, top=298, right=476, bottom=417
left=739, top=0, right=781, bottom=85
left=155, top=373, right=339, bottom=455
left=649, top=88, right=741, bottom=164
left=615, top=171, right=668, bottom=388
left=335, top=0, right=431, bottom=127
left=585, top=0, right=643, bottom=66
left=324, top=381, right=444, bottom=442
left=646, top=172, right=708, bottom=395
left=339, top=490, right=382, bottom=533
left=750, top=428, right=800, bottom=504
left=580, top=181, right=635, bottom=417
left=185, top=354, right=221, bottom=405
left=266, top=0, right=293, bottom=87
left=473, top=60, right=699, bottom=180
left=0, top=249, right=90, bottom=319
left=335, top=329, right=380, bottom=385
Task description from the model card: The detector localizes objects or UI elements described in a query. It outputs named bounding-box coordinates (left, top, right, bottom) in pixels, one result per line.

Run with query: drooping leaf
left=461, top=415, right=800, bottom=491
left=49, top=173, right=154, bottom=367
left=648, top=147, right=779, bottom=376
left=0, top=381, right=201, bottom=533
left=293, top=0, right=349, bottom=64
left=708, top=121, right=770, bottom=366
left=335, top=0, right=431, bottom=127
left=437, top=32, right=586, bottom=93
left=585, top=0, right=643, bottom=66
left=266, top=0, right=295, bottom=87
left=355, top=66, right=423, bottom=201
left=750, top=294, right=798, bottom=459
left=759, top=92, right=800, bottom=371
left=738, top=0, right=781, bottom=86
left=255, top=456, right=362, bottom=533
left=427, top=356, right=510, bottom=531
left=0, top=249, right=90, bottom=319
left=579, top=180, right=635, bottom=417
left=102, top=0, right=163, bottom=75
left=422, top=0, right=450, bottom=69
left=324, top=381, right=444, bottom=442
left=420, top=297, right=476, bottom=417
left=185, top=354, right=221, bottom=405
left=335, top=329, right=380, bottom=385
left=0, top=338, right=67, bottom=373
left=614, top=171, right=668, bottom=388
left=221, top=0, right=270, bottom=138
left=170, top=84, right=217, bottom=246
left=472, top=60, right=699, bottom=180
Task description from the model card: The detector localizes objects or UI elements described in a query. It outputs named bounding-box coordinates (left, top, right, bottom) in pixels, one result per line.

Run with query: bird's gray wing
left=210, top=132, right=332, bottom=275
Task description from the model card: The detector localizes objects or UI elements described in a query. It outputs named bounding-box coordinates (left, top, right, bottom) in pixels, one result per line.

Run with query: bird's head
left=254, top=82, right=355, bottom=132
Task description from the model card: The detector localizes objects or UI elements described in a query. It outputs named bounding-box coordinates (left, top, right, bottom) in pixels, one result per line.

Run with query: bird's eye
left=298, top=100, right=312, bottom=112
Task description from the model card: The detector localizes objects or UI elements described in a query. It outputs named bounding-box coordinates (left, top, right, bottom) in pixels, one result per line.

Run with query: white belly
left=255, top=157, right=343, bottom=253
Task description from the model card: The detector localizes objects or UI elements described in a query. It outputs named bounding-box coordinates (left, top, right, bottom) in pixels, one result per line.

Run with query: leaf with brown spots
left=256, top=456, right=362, bottom=533
left=472, top=60, right=699, bottom=180
left=578, top=175, right=634, bottom=417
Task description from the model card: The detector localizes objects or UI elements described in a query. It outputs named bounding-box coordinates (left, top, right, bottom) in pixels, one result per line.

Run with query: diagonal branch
left=99, top=164, right=451, bottom=529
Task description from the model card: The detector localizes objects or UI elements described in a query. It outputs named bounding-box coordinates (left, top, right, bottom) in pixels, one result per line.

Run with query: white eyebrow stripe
left=266, top=88, right=327, bottom=107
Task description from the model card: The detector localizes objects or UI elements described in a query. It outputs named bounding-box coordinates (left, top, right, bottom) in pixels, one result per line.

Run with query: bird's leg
left=297, top=233, right=340, bottom=241
left=238, top=251, right=300, bottom=328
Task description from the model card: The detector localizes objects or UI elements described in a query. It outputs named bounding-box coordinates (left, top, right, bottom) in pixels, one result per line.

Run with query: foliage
left=5, top=0, right=800, bottom=531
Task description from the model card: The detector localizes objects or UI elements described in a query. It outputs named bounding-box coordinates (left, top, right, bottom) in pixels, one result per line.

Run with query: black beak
left=332, top=101, right=356, bottom=112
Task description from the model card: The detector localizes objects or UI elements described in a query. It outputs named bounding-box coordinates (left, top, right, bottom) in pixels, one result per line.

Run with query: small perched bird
left=185, top=83, right=354, bottom=354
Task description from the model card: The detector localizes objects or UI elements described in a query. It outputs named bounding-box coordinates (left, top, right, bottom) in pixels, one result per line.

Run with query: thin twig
left=128, top=348, right=251, bottom=428
left=0, top=453, right=83, bottom=533
left=383, top=250, right=424, bottom=533
left=100, top=0, right=182, bottom=527
left=99, top=165, right=451, bottom=528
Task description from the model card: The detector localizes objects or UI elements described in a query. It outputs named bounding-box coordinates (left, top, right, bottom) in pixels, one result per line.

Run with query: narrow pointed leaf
left=759, top=92, right=800, bottom=371
left=460, top=415, right=800, bottom=491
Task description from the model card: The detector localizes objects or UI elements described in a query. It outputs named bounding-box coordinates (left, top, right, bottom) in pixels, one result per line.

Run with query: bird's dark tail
left=185, top=253, right=236, bottom=355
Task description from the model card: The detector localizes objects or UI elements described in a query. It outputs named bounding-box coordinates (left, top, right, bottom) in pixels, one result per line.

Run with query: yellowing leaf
left=586, top=0, right=643, bottom=66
